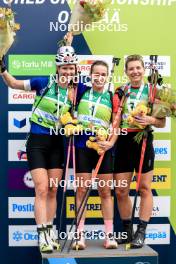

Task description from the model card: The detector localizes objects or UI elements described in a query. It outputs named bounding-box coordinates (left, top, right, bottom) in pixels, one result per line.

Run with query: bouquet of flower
left=134, top=85, right=176, bottom=144
left=0, top=7, right=20, bottom=62
left=152, top=85, right=176, bottom=118
left=69, top=0, right=110, bottom=35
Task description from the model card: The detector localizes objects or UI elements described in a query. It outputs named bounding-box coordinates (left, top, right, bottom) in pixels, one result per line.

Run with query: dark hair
left=90, top=60, right=109, bottom=74
left=125, top=55, right=144, bottom=71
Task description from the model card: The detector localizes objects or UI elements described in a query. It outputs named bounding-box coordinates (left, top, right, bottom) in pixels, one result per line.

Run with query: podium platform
left=42, top=240, right=158, bottom=264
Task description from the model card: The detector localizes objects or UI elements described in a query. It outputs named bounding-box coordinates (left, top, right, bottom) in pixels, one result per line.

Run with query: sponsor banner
left=66, top=196, right=104, bottom=218
left=8, top=197, right=35, bottom=219
left=78, top=55, right=113, bottom=76
left=8, top=169, right=34, bottom=190
left=8, top=140, right=27, bottom=162
left=66, top=195, right=170, bottom=219
left=8, top=55, right=55, bottom=76
left=8, top=111, right=31, bottom=133
left=143, top=56, right=170, bottom=77
left=130, top=196, right=170, bottom=218
left=66, top=224, right=170, bottom=245
left=153, top=117, right=171, bottom=133
left=8, top=88, right=35, bottom=104
left=153, top=140, right=171, bottom=161
left=8, top=54, right=113, bottom=77
left=9, top=225, right=38, bottom=247
left=124, top=56, right=170, bottom=77
left=141, top=224, right=170, bottom=245
left=68, top=168, right=171, bottom=191
left=131, top=168, right=171, bottom=190
left=9, top=225, right=56, bottom=247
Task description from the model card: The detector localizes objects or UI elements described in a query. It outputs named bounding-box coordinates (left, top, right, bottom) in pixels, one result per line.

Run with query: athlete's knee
left=139, top=185, right=152, bottom=198
left=115, top=187, right=129, bottom=200
left=35, top=184, right=48, bottom=199
left=77, top=187, right=87, bottom=198
left=98, top=188, right=111, bottom=199
left=48, top=187, right=58, bottom=197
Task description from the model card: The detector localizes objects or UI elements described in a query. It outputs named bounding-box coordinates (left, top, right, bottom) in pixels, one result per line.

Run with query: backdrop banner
left=0, top=1, right=175, bottom=263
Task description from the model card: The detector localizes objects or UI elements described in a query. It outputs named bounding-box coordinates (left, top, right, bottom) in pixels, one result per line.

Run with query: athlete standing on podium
left=65, top=32, right=118, bottom=250
left=0, top=47, right=78, bottom=254
left=99, top=55, right=166, bottom=248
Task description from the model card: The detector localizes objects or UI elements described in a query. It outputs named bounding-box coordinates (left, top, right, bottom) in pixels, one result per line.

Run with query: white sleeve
left=23, top=80, right=31, bottom=91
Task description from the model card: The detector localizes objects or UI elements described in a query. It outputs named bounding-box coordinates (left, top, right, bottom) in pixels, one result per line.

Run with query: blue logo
left=146, top=231, right=167, bottom=240
left=13, top=231, right=23, bottom=242
left=13, top=118, right=26, bottom=129
left=154, top=147, right=168, bottom=155
left=12, top=203, right=34, bottom=212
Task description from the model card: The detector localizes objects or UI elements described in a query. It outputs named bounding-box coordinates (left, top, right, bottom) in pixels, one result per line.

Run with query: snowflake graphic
left=13, top=231, right=23, bottom=242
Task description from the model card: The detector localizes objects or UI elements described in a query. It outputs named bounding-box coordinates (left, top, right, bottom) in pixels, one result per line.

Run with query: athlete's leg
left=47, top=168, right=63, bottom=222
left=114, top=172, right=133, bottom=219
left=31, top=168, right=49, bottom=224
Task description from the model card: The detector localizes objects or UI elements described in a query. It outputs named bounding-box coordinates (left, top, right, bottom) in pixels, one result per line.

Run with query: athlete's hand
left=97, top=140, right=114, bottom=152
left=64, top=32, right=73, bottom=46
left=0, top=55, right=7, bottom=74
left=134, top=115, right=156, bottom=126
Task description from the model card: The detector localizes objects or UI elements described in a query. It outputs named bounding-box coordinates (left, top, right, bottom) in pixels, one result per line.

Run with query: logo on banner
left=8, top=89, right=35, bottom=104
left=144, top=56, right=170, bottom=77
left=8, top=111, right=31, bottom=132
left=9, top=225, right=56, bottom=247
left=13, top=231, right=23, bottom=242
left=8, top=169, right=34, bottom=190
left=153, top=140, right=171, bottom=161
left=130, top=196, right=170, bottom=217
left=124, top=55, right=170, bottom=77
left=67, top=197, right=104, bottom=218
left=143, top=224, right=170, bottom=245
left=23, top=171, right=34, bottom=188
left=8, top=55, right=55, bottom=76
left=77, top=59, right=94, bottom=74
left=9, top=226, right=38, bottom=246
left=8, top=140, right=27, bottom=161
left=8, top=197, right=35, bottom=219
left=77, top=55, right=113, bottom=76
left=132, top=168, right=171, bottom=189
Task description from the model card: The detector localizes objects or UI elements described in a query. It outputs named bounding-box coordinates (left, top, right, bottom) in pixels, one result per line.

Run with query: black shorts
left=26, top=133, right=64, bottom=171
left=114, top=132, right=155, bottom=174
left=76, top=147, right=113, bottom=174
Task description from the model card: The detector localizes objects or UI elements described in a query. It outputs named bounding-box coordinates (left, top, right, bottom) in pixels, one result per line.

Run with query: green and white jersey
left=121, top=83, right=149, bottom=129
left=30, top=79, right=71, bottom=129
left=77, top=88, right=112, bottom=130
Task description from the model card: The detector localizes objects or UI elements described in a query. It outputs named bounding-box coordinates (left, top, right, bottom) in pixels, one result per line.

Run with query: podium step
left=42, top=240, right=158, bottom=264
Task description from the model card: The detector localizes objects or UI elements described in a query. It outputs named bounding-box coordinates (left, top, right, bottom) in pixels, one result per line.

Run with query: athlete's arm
left=0, top=56, right=27, bottom=90
left=1, top=70, right=26, bottom=90
left=134, top=115, right=166, bottom=128
left=151, top=116, right=166, bottom=128
left=97, top=91, right=123, bottom=152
